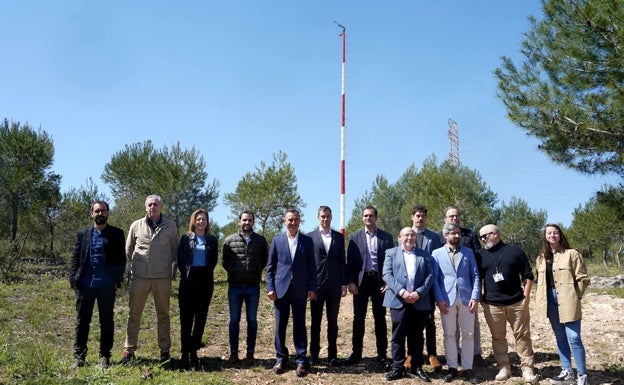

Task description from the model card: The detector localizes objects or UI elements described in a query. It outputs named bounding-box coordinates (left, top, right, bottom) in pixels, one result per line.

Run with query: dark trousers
left=410, top=291, right=437, bottom=357
left=178, top=267, right=214, bottom=353
left=73, top=283, right=117, bottom=359
left=390, top=306, right=428, bottom=370
left=352, top=273, right=387, bottom=357
left=274, top=284, right=308, bottom=365
left=310, top=283, right=342, bottom=360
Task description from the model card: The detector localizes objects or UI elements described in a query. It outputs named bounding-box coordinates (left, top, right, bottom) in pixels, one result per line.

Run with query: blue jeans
left=228, top=284, right=260, bottom=354
left=547, top=287, right=586, bottom=375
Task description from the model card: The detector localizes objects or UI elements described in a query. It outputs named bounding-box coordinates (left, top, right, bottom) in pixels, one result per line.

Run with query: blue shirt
left=192, top=235, right=207, bottom=267
left=80, top=227, right=114, bottom=288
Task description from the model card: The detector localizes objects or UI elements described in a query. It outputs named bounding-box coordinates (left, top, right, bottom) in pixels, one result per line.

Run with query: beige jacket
left=126, top=215, right=178, bottom=279
left=535, top=247, right=590, bottom=323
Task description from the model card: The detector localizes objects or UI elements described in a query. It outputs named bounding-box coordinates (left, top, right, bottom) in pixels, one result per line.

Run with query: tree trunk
left=602, top=244, right=608, bottom=268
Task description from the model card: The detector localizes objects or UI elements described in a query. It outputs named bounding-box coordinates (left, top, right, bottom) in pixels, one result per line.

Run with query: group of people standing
left=68, top=196, right=590, bottom=385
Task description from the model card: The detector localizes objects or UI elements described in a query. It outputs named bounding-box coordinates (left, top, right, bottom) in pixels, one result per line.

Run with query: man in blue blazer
left=266, top=209, right=317, bottom=378
left=344, top=206, right=395, bottom=365
left=383, top=227, right=433, bottom=381
left=432, top=221, right=480, bottom=384
left=410, top=205, right=444, bottom=372
left=307, top=206, right=346, bottom=366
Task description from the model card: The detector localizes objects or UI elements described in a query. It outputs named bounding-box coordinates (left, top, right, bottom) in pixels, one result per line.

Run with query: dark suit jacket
left=307, top=228, right=346, bottom=288
left=266, top=232, right=317, bottom=300
left=68, top=224, right=126, bottom=289
left=346, top=227, right=395, bottom=286
left=417, top=227, right=443, bottom=255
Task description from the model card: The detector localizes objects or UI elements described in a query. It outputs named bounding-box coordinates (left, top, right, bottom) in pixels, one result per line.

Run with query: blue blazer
left=431, top=245, right=480, bottom=306
left=347, top=228, right=395, bottom=286
left=382, top=246, right=433, bottom=311
left=307, top=228, right=346, bottom=288
left=266, top=232, right=317, bottom=300
left=418, top=227, right=443, bottom=255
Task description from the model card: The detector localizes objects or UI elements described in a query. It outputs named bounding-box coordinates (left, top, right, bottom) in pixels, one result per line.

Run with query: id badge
left=493, top=273, right=504, bottom=282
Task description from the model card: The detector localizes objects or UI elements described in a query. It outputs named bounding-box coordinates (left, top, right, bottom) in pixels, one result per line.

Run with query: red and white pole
left=336, top=22, right=346, bottom=235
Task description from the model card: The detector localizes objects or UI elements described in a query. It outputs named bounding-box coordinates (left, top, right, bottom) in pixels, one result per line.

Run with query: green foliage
left=0, top=119, right=61, bottom=244
left=495, top=0, right=624, bottom=177
left=102, top=141, right=219, bottom=229
left=347, top=156, right=498, bottom=237
left=223, top=151, right=305, bottom=240
left=497, top=196, right=547, bottom=260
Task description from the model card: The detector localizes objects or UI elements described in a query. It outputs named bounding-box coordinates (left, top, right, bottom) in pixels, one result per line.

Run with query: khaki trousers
left=482, top=299, right=534, bottom=370
left=125, top=276, right=172, bottom=353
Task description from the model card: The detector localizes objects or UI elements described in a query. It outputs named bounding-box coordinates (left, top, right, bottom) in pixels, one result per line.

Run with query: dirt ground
left=198, top=291, right=624, bottom=385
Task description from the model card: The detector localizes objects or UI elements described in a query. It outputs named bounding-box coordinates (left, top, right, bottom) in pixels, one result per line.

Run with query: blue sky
left=1, top=1, right=617, bottom=232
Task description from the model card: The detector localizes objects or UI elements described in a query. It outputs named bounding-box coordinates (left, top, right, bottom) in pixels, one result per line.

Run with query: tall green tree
left=0, top=119, right=61, bottom=244
left=347, top=156, right=498, bottom=237
left=102, top=141, right=219, bottom=228
left=495, top=0, right=624, bottom=176
left=497, top=196, right=547, bottom=260
left=223, top=151, right=305, bottom=241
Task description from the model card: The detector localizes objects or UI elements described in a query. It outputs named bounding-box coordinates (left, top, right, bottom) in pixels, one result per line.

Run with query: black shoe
left=296, top=364, right=307, bottom=377
left=179, top=353, right=189, bottom=370
left=273, top=361, right=284, bottom=374
left=309, top=355, right=320, bottom=366
left=159, top=351, right=170, bottom=364
left=444, top=368, right=458, bottom=382
left=119, top=350, right=135, bottom=366
left=463, top=369, right=479, bottom=384
left=376, top=355, right=388, bottom=364
left=413, top=367, right=431, bottom=382
left=189, top=351, right=199, bottom=369
left=473, top=354, right=485, bottom=367
left=343, top=354, right=362, bottom=365
left=386, top=368, right=405, bottom=381
left=328, top=357, right=342, bottom=367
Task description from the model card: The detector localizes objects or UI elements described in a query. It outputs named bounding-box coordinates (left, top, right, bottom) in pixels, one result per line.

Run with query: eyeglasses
left=480, top=231, right=495, bottom=241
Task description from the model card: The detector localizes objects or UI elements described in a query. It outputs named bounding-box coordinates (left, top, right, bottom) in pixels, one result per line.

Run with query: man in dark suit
left=440, top=205, right=484, bottom=363
left=266, top=209, right=317, bottom=378
left=68, top=201, right=126, bottom=369
left=383, top=227, right=433, bottom=381
left=307, top=206, right=346, bottom=366
left=344, top=206, right=395, bottom=365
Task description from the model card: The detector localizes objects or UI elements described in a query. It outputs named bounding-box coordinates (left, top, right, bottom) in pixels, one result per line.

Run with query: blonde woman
left=535, top=224, right=590, bottom=385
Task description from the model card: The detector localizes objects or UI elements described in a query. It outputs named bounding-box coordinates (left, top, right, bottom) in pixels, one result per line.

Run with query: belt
left=364, top=271, right=378, bottom=276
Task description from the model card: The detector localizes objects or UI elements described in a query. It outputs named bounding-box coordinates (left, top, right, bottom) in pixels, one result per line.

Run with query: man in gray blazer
left=383, top=227, right=433, bottom=381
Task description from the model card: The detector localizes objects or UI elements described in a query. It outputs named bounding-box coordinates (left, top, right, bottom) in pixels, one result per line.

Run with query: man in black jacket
left=68, top=201, right=126, bottom=369
left=222, top=210, right=269, bottom=366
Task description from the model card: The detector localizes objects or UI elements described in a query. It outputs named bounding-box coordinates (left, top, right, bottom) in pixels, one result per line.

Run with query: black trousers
left=309, top=283, right=342, bottom=359
left=178, top=267, right=214, bottom=353
left=390, top=305, right=428, bottom=370
left=351, top=273, right=387, bottom=357
left=73, top=283, right=117, bottom=359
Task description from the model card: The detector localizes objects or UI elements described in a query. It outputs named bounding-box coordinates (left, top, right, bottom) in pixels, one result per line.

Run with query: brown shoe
left=226, top=353, right=240, bottom=364
left=296, top=364, right=307, bottom=377
left=429, top=355, right=442, bottom=372
left=273, top=361, right=284, bottom=374
left=242, top=352, right=255, bottom=366
left=69, top=358, right=85, bottom=369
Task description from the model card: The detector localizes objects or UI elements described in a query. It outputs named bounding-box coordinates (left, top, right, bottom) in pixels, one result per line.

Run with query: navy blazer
left=266, top=232, right=317, bottom=300
left=307, top=228, right=346, bottom=288
left=346, top=227, right=395, bottom=286
left=418, top=227, right=444, bottom=255
left=382, top=246, right=433, bottom=311
left=431, top=245, right=480, bottom=306
left=68, top=224, right=126, bottom=289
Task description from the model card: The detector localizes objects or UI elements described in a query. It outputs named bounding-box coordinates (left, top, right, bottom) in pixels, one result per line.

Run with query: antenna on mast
left=448, top=118, right=460, bottom=167
left=335, top=21, right=347, bottom=235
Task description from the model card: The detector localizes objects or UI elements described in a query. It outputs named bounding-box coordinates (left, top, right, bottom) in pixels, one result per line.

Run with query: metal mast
left=448, top=118, right=460, bottom=167
left=335, top=21, right=346, bottom=235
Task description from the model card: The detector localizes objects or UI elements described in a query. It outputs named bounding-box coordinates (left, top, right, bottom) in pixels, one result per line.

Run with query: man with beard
left=432, top=222, right=480, bottom=384
left=476, top=224, right=537, bottom=383
left=222, top=210, right=269, bottom=366
left=68, top=201, right=126, bottom=369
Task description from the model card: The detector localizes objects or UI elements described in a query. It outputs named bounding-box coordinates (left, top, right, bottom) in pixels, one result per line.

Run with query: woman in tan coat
left=535, top=224, right=590, bottom=385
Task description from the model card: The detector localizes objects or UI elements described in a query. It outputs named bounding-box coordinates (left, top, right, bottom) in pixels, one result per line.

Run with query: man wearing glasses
left=476, top=225, right=537, bottom=383
left=440, top=206, right=484, bottom=364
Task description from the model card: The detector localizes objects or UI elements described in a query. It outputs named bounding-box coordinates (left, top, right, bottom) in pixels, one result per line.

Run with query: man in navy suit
left=266, top=209, right=317, bottom=378
left=68, top=201, right=126, bottom=369
left=383, top=227, right=433, bottom=381
left=344, top=206, right=395, bottom=365
left=410, top=205, right=444, bottom=372
left=307, top=206, right=346, bottom=366
left=432, top=221, right=480, bottom=384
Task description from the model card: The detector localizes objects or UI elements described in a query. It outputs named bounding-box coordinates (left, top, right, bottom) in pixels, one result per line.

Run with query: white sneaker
left=495, top=366, right=511, bottom=381
left=549, top=369, right=575, bottom=385
left=577, top=374, right=588, bottom=385
left=523, top=368, right=538, bottom=383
